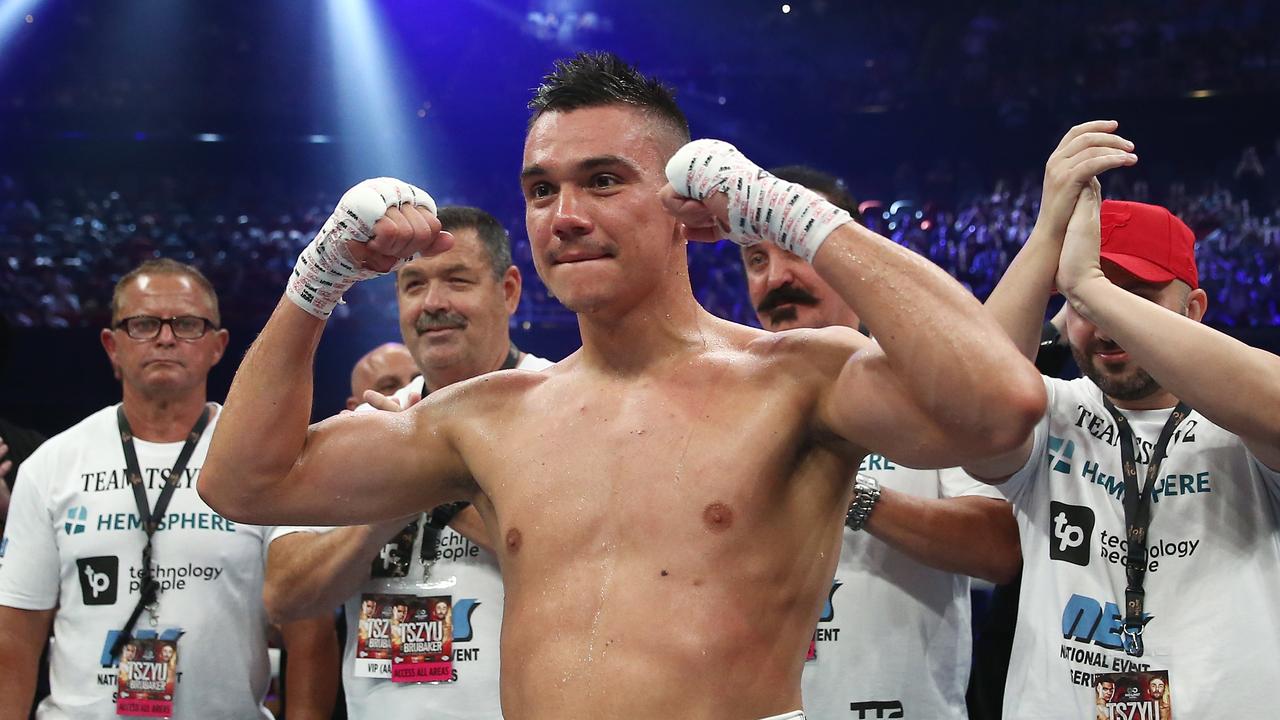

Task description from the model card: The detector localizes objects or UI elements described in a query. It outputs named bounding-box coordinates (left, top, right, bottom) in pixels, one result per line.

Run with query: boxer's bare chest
left=462, top=357, right=821, bottom=556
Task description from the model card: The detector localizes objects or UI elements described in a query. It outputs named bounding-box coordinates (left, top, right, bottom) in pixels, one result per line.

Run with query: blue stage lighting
left=0, top=0, right=43, bottom=57
left=324, top=0, right=422, bottom=181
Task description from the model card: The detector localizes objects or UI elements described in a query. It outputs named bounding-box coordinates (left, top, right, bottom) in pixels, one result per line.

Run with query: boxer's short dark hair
left=528, top=51, right=690, bottom=148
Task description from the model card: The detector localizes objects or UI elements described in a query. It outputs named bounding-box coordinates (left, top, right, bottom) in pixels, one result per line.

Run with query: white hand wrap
left=286, top=178, right=437, bottom=319
left=664, top=139, right=852, bottom=263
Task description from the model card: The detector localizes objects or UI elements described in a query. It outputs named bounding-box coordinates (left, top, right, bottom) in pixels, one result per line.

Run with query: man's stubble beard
left=1070, top=344, right=1163, bottom=402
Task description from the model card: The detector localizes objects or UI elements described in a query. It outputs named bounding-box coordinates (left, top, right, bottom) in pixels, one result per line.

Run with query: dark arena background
left=0, top=1, right=1278, bottom=715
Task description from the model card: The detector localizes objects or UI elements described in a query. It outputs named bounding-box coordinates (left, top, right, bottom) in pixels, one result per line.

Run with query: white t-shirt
left=802, top=456, right=1002, bottom=719
left=275, top=352, right=553, bottom=720
left=0, top=404, right=273, bottom=720
left=999, top=376, right=1280, bottom=719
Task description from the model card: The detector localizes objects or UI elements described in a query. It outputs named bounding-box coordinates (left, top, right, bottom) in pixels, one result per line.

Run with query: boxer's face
left=396, top=229, right=520, bottom=379
left=1097, top=681, right=1115, bottom=702
left=522, top=104, right=683, bottom=315
left=1066, top=263, right=1205, bottom=404
left=101, top=273, right=228, bottom=399
left=741, top=240, right=859, bottom=332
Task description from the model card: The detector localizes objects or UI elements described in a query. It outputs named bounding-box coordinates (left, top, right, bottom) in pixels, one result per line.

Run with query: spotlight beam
left=324, top=0, right=422, bottom=181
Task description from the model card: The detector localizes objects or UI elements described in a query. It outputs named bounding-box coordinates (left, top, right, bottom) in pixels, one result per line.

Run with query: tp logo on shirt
left=1048, top=436, right=1075, bottom=475
left=1049, top=502, right=1093, bottom=566
left=76, top=556, right=118, bottom=605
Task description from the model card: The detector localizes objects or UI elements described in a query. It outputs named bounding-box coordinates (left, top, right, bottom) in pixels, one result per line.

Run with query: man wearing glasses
left=0, top=259, right=284, bottom=718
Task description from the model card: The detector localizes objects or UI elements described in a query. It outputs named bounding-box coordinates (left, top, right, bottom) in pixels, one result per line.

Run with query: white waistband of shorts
left=759, top=712, right=805, bottom=720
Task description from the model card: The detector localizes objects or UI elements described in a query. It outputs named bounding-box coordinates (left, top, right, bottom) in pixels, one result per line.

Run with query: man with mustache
left=263, top=206, right=551, bottom=720
left=746, top=167, right=866, bottom=334
left=741, top=165, right=1020, bottom=719
left=964, top=121, right=1280, bottom=718
left=200, top=53, right=1044, bottom=719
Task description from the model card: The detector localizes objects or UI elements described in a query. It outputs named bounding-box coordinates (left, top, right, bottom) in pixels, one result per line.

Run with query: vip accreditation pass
left=355, top=594, right=395, bottom=678
left=1094, top=670, right=1173, bottom=720
left=116, top=638, right=177, bottom=717
left=391, top=595, right=454, bottom=683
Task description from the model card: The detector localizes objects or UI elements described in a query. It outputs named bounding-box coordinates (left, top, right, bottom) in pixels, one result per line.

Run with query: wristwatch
left=844, top=473, right=881, bottom=531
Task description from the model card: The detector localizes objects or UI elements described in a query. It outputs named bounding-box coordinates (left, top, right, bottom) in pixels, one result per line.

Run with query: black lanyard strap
left=109, top=404, right=211, bottom=659
left=1100, top=396, right=1190, bottom=657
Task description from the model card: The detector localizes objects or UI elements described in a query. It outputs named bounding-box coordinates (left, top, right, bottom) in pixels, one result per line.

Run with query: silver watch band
left=845, top=473, right=881, bottom=531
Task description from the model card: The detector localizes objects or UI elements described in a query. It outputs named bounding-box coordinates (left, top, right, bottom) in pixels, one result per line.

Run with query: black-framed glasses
left=113, top=315, right=219, bottom=340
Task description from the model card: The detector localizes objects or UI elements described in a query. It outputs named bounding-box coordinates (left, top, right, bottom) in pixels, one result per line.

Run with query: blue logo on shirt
left=64, top=506, right=89, bottom=535
left=452, top=598, right=481, bottom=642
left=1048, top=436, right=1076, bottom=475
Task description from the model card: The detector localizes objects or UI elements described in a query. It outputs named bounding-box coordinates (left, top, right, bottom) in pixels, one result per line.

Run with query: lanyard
left=1100, top=396, right=1190, bottom=657
left=416, top=345, right=520, bottom=574
left=109, top=404, right=211, bottom=659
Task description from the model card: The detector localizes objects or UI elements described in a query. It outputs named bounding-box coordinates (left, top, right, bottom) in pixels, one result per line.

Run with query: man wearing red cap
left=965, top=121, right=1280, bottom=719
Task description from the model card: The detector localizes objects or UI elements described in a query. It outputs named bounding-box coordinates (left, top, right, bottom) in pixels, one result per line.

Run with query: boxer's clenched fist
left=662, top=139, right=852, bottom=263
left=286, top=178, right=454, bottom=319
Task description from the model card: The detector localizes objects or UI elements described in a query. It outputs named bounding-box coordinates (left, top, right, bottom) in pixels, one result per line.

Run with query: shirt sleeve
left=267, top=525, right=333, bottom=545
left=994, top=410, right=1050, bottom=505
left=939, top=466, right=1006, bottom=500
left=990, top=376, right=1057, bottom=505
left=0, top=456, right=60, bottom=610
left=1250, top=449, right=1280, bottom=499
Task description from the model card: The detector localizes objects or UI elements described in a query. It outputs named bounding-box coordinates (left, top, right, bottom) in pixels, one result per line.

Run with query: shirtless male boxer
left=199, top=52, right=1045, bottom=720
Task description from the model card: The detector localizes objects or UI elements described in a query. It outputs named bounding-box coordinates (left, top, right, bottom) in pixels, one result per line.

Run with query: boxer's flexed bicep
left=814, top=330, right=983, bottom=471
left=278, top=392, right=475, bottom=526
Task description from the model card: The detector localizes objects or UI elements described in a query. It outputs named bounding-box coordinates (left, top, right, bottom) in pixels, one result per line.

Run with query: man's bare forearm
left=1068, top=279, right=1280, bottom=466
left=864, top=491, right=1022, bottom=585
left=983, top=225, right=1061, bottom=362
left=280, top=615, right=340, bottom=720
left=201, top=297, right=326, bottom=519
left=265, top=520, right=410, bottom=624
left=0, top=606, right=53, bottom=720
left=0, top=651, right=37, bottom=720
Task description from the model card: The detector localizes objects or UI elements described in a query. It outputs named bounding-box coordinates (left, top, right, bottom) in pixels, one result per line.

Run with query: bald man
left=346, top=343, right=419, bottom=410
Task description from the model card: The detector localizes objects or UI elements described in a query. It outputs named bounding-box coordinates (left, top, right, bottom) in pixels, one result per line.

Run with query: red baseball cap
left=1099, top=200, right=1198, bottom=289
